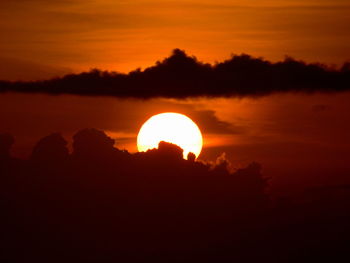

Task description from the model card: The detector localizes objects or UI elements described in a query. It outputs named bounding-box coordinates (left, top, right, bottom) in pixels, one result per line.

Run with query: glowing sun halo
left=137, top=113, right=203, bottom=159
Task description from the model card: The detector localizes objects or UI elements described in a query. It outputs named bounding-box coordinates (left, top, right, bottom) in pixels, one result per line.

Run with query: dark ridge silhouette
left=0, top=49, right=349, bottom=98
left=1, top=129, right=350, bottom=262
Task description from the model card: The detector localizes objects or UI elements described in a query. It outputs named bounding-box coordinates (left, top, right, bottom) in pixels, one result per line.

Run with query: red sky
left=1, top=0, right=350, bottom=195
left=1, top=92, right=350, bottom=195
left=1, top=0, right=350, bottom=80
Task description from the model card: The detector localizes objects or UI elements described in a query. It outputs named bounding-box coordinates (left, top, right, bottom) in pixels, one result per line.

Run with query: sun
left=137, top=112, right=203, bottom=159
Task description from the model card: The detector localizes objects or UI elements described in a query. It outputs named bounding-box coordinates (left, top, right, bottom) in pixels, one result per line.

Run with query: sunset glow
left=2, top=0, right=350, bottom=260
left=137, top=113, right=203, bottom=159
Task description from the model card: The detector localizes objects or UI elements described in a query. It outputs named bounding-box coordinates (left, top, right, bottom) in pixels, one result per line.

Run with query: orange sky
left=1, top=0, right=349, bottom=80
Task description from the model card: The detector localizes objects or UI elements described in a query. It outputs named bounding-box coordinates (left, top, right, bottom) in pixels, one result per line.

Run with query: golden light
left=137, top=112, right=203, bottom=159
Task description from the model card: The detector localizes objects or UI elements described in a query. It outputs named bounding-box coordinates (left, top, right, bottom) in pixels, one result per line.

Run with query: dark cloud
left=139, top=100, right=244, bottom=134
left=1, top=49, right=349, bottom=98
left=190, top=109, right=245, bottom=134
left=2, top=128, right=350, bottom=262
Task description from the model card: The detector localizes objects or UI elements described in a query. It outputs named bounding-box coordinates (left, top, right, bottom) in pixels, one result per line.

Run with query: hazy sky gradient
left=1, top=0, right=349, bottom=80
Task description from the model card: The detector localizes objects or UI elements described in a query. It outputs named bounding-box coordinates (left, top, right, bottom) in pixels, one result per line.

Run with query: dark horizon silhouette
left=1, top=49, right=349, bottom=98
left=1, top=128, right=350, bottom=262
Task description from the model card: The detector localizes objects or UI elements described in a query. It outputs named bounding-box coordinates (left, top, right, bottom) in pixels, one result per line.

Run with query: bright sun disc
left=137, top=113, right=203, bottom=159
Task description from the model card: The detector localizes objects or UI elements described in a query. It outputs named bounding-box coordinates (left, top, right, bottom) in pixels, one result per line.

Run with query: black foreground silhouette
left=1, top=129, right=350, bottom=262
